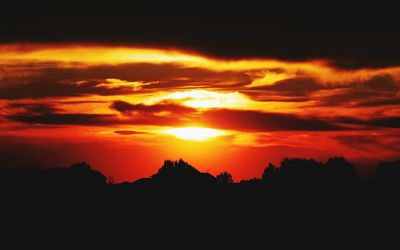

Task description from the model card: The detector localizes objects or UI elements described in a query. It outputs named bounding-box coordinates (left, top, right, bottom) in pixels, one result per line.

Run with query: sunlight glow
left=164, top=127, right=227, bottom=141
left=158, top=90, right=252, bottom=109
left=95, top=78, right=145, bottom=90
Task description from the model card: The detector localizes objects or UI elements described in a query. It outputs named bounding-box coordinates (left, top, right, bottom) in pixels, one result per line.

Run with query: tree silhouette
left=216, top=172, right=233, bottom=183
left=2, top=156, right=400, bottom=210
left=279, top=158, right=324, bottom=188
left=325, top=156, right=358, bottom=187
left=262, top=163, right=278, bottom=183
left=150, top=158, right=216, bottom=187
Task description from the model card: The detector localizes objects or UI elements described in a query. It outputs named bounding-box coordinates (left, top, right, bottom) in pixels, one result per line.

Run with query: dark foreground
left=2, top=157, right=400, bottom=246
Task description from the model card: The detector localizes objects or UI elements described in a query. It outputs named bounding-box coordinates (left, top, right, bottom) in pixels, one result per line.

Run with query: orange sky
left=1, top=44, right=400, bottom=182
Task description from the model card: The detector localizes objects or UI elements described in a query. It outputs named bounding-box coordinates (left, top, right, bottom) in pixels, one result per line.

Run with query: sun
left=164, top=127, right=227, bottom=141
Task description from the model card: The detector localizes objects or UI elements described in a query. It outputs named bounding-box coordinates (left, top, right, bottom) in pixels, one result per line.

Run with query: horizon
left=2, top=155, right=395, bottom=183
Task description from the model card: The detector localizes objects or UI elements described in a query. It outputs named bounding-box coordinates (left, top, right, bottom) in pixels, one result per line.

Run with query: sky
left=1, top=2, right=400, bottom=182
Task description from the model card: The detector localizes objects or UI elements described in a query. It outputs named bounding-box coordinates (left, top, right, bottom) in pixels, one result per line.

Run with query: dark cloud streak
left=201, top=109, right=345, bottom=131
left=8, top=113, right=118, bottom=126
left=1, top=2, right=399, bottom=69
left=110, top=100, right=197, bottom=115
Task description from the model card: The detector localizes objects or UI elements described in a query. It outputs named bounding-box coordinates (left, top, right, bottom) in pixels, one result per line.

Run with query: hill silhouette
left=2, top=156, right=400, bottom=198
left=2, top=156, right=400, bottom=246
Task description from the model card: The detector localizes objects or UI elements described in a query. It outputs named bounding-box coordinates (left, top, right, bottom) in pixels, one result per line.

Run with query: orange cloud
left=2, top=43, right=400, bottom=87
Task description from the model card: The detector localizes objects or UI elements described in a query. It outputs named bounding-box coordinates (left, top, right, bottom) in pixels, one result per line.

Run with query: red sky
left=1, top=44, right=400, bottom=182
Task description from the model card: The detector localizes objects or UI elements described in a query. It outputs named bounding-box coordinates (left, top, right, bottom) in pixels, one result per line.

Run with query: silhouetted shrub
left=279, top=158, right=324, bottom=188
left=151, top=159, right=216, bottom=186
left=216, top=172, right=233, bottom=183
left=262, top=163, right=278, bottom=183
left=326, top=157, right=358, bottom=187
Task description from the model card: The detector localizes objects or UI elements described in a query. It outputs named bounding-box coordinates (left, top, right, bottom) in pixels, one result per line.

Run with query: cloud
left=311, top=88, right=376, bottom=107
left=114, top=130, right=147, bottom=135
left=110, top=100, right=197, bottom=115
left=201, top=109, right=344, bottom=131
left=309, top=74, right=400, bottom=107
left=8, top=113, right=119, bottom=126
left=6, top=100, right=194, bottom=127
left=334, top=134, right=400, bottom=152
left=335, top=116, right=400, bottom=129
left=245, top=77, right=322, bottom=102
left=6, top=99, right=347, bottom=132
left=7, top=112, right=190, bottom=127
left=7, top=103, right=60, bottom=114
left=108, top=100, right=346, bottom=131
left=334, top=135, right=379, bottom=151
left=0, top=62, right=251, bottom=99
left=16, top=97, right=400, bottom=132
left=263, top=78, right=322, bottom=95
left=368, top=117, right=400, bottom=128
left=355, top=98, right=400, bottom=107
left=0, top=78, right=130, bottom=99
left=363, top=74, right=399, bottom=90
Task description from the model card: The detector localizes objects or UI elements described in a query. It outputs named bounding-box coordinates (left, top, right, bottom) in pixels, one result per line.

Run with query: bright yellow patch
left=165, top=127, right=227, bottom=141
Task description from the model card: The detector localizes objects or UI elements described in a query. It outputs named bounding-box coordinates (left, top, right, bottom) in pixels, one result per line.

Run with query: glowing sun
left=165, top=127, right=227, bottom=141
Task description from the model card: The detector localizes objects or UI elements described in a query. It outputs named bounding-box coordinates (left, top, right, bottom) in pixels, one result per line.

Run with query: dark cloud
left=8, top=108, right=345, bottom=132
left=368, top=117, right=400, bottom=128
left=60, top=100, right=108, bottom=105
left=355, top=98, right=400, bottom=107
left=310, top=74, right=399, bottom=107
left=240, top=77, right=324, bottom=103
left=0, top=78, right=129, bottom=99
left=334, top=134, right=400, bottom=152
left=240, top=92, right=310, bottom=103
left=6, top=101, right=193, bottom=126
left=312, top=88, right=377, bottom=107
left=109, top=100, right=346, bottom=131
left=8, top=113, right=119, bottom=126
left=114, top=130, right=147, bottom=135
left=6, top=98, right=400, bottom=131
left=0, top=62, right=251, bottom=99
left=335, top=116, right=400, bottom=129
left=334, top=135, right=379, bottom=151
left=201, top=109, right=344, bottom=131
left=6, top=98, right=345, bottom=131
left=363, top=75, right=399, bottom=90
left=1, top=2, right=399, bottom=68
left=334, top=116, right=366, bottom=125
left=7, top=112, right=188, bottom=127
left=247, top=77, right=322, bottom=100
left=267, top=78, right=322, bottom=94
left=244, top=75, right=399, bottom=106
left=7, top=103, right=60, bottom=114
left=110, top=100, right=197, bottom=115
